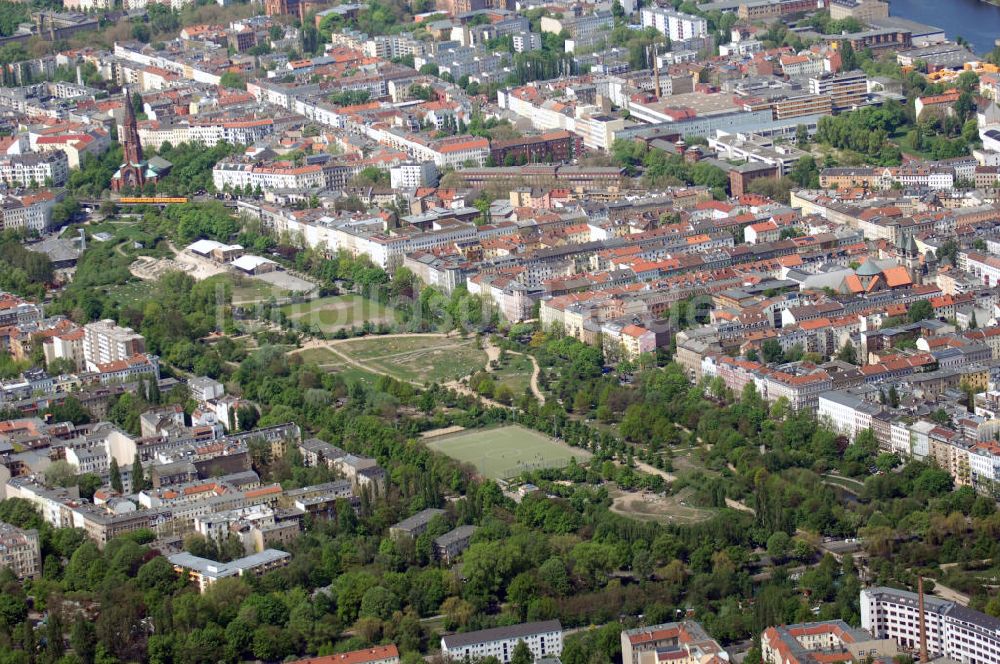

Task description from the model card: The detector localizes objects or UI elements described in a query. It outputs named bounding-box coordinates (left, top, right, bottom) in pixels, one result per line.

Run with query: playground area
left=609, top=486, right=715, bottom=525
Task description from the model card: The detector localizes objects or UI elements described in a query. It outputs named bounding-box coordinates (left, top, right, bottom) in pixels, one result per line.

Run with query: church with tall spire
left=111, top=88, right=169, bottom=192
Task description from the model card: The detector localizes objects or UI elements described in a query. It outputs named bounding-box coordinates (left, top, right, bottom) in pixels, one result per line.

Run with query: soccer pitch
left=426, top=425, right=591, bottom=480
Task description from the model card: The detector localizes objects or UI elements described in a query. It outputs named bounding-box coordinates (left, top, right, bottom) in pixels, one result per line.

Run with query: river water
left=888, top=0, right=1000, bottom=54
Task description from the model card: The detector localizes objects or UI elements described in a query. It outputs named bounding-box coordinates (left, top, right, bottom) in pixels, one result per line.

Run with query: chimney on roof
left=918, top=576, right=929, bottom=664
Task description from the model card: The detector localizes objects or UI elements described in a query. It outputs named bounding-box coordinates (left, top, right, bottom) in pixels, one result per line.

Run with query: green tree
left=237, top=404, right=260, bottom=431
left=789, top=156, right=819, bottom=188
left=766, top=531, right=790, bottom=560
left=109, top=458, right=123, bottom=494
left=47, top=609, right=65, bottom=662
left=44, top=396, right=91, bottom=425
left=836, top=342, right=857, bottom=364
left=359, top=586, right=400, bottom=620
left=796, top=123, right=809, bottom=147
left=840, top=41, right=857, bottom=70
left=70, top=617, right=97, bottom=664
left=219, top=71, right=246, bottom=90
left=132, top=455, right=145, bottom=492
left=762, top=339, right=784, bottom=363
left=510, top=640, right=533, bottom=664
left=908, top=299, right=934, bottom=323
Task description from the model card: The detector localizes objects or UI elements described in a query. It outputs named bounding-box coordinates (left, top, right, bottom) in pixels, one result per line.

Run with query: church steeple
left=122, top=88, right=143, bottom=167
left=112, top=88, right=148, bottom=192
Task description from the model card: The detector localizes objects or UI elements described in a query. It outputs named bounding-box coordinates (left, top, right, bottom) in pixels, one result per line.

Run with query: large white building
left=818, top=390, right=883, bottom=441
left=213, top=161, right=325, bottom=191
left=83, top=320, right=146, bottom=370
left=639, top=7, right=707, bottom=42
left=862, top=586, right=1000, bottom=664
left=168, top=549, right=291, bottom=592
left=390, top=161, right=438, bottom=189
left=441, top=620, right=563, bottom=663
left=137, top=118, right=275, bottom=151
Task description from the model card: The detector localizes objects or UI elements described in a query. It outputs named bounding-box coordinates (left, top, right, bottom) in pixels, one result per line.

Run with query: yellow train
left=116, top=197, right=189, bottom=204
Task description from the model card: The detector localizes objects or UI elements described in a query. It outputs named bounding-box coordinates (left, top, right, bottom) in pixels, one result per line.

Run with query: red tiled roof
left=288, top=646, right=400, bottom=664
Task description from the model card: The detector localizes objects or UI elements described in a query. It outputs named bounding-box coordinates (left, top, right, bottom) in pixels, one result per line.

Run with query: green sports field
left=279, top=295, right=399, bottom=332
left=426, top=425, right=591, bottom=480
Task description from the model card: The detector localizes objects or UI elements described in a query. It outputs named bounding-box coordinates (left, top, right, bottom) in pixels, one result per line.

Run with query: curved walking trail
left=521, top=352, right=545, bottom=404
left=481, top=345, right=545, bottom=404
left=292, top=333, right=514, bottom=409
left=293, top=333, right=547, bottom=405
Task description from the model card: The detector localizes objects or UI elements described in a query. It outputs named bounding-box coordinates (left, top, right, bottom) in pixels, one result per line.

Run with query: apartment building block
left=82, top=320, right=146, bottom=371
left=441, top=621, right=563, bottom=663
left=639, top=8, right=707, bottom=42
left=621, top=621, right=727, bottom=664
left=861, top=586, right=1000, bottom=663
left=0, top=520, right=41, bottom=579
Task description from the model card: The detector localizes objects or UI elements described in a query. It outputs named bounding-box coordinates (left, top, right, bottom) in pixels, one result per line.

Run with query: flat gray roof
left=442, top=620, right=562, bottom=649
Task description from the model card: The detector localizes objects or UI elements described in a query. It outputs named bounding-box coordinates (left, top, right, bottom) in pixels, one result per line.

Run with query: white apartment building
left=212, top=162, right=325, bottom=191
left=441, top=621, right=563, bottom=663
left=0, top=191, right=57, bottom=233
left=44, top=326, right=85, bottom=371
left=138, top=119, right=275, bottom=151
left=907, top=420, right=935, bottom=460
left=512, top=32, right=542, bottom=52
left=83, top=320, right=146, bottom=370
left=390, top=161, right=439, bottom=189
left=0, top=152, right=69, bottom=187
left=639, top=7, right=707, bottom=42
left=65, top=444, right=110, bottom=476
left=968, top=441, right=1000, bottom=492
left=708, top=133, right=808, bottom=176
left=0, top=520, right=40, bottom=578
left=63, top=0, right=113, bottom=10
left=496, top=89, right=625, bottom=151
left=188, top=376, right=225, bottom=402
left=861, top=586, right=1000, bottom=664
left=818, top=390, right=882, bottom=442
left=363, top=34, right=428, bottom=60
left=365, top=126, right=489, bottom=169
left=960, top=251, right=1000, bottom=288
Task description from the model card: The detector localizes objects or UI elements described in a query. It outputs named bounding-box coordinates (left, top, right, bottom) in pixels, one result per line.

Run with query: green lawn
left=295, top=347, right=339, bottom=365
left=231, top=276, right=288, bottom=304
left=103, top=279, right=156, bottom=308
left=293, top=347, right=379, bottom=385
left=492, top=353, right=534, bottom=396
left=279, top=295, right=399, bottom=332
left=333, top=366, right=379, bottom=387
left=337, top=335, right=487, bottom=384
left=426, top=425, right=591, bottom=480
